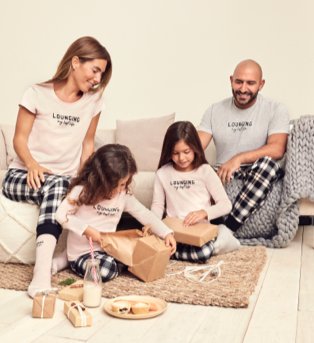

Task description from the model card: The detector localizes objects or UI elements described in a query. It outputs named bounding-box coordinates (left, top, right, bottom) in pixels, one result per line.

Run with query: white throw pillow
left=0, top=194, right=38, bottom=264
left=116, top=113, right=175, bottom=171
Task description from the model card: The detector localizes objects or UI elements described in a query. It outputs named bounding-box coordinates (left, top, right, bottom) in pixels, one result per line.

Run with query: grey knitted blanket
left=225, top=115, right=314, bottom=248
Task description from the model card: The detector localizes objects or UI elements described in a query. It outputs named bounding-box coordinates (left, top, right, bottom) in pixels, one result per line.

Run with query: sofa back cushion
left=95, top=128, right=115, bottom=150
left=204, top=142, right=216, bottom=166
left=116, top=113, right=175, bottom=172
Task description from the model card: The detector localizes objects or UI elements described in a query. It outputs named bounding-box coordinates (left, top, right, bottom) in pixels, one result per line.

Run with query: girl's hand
left=84, top=227, right=101, bottom=244
left=164, top=233, right=176, bottom=255
left=183, top=210, right=208, bottom=226
left=27, top=161, right=52, bottom=190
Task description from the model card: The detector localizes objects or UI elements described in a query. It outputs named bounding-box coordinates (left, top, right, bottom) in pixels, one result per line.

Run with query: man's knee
left=251, top=156, right=283, bottom=179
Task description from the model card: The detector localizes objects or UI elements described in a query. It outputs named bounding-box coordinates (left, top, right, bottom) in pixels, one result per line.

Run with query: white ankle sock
left=51, top=249, right=69, bottom=275
left=28, top=234, right=57, bottom=298
left=213, top=224, right=241, bottom=255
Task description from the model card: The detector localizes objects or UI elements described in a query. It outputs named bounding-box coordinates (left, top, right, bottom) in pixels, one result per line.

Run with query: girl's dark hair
left=158, top=121, right=208, bottom=169
left=48, top=36, right=112, bottom=94
left=68, top=144, right=137, bottom=206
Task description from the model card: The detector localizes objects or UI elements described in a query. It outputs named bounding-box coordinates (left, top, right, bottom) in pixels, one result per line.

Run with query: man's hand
left=217, top=156, right=241, bottom=184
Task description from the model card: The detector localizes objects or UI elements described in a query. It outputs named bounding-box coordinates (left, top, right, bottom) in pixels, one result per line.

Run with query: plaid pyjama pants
left=225, top=156, right=283, bottom=230
left=69, top=251, right=126, bottom=282
left=2, top=168, right=71, bottom=239
left=174, top=240, right=215, bottom=263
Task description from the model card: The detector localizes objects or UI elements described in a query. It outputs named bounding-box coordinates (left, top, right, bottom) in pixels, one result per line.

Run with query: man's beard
left=232, top=89, right=259, bottom=108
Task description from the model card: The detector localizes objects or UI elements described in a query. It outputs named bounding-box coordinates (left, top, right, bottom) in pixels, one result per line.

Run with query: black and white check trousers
left=226, top=156, right=283, bottom=230
left=2, top=168, right=70, bottom=239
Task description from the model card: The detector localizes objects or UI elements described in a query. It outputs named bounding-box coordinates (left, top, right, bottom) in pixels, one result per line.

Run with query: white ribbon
left=184, top=261, right=224, bottom=283
left=38, top=289, right=57, bottom=318
left=40, top=294, right=46, bottom=318
left=167, top=260, right=224, bottom=284
left=68, top=303, right=87, bottom=326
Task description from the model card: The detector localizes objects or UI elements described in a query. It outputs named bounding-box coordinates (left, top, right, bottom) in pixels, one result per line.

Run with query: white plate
left=103, top=295, right=167, bottom=319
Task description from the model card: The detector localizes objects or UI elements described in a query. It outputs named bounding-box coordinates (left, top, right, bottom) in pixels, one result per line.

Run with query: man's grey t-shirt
left=198, top=94, right=290, bottom=165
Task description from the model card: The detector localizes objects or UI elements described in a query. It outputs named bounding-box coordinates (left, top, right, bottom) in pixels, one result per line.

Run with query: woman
left=2, top=36, right=112, bottom=297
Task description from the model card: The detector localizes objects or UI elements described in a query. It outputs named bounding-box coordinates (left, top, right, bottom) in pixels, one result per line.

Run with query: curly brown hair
left=68, top=144, right=137, bottom=206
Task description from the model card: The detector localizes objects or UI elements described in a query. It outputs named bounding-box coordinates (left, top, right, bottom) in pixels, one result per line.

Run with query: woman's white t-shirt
left=9, top=83, right=104, bottom=176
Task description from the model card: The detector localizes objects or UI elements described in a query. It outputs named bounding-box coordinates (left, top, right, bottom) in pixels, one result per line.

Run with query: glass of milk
left=83, top=259, right=102, bottom=308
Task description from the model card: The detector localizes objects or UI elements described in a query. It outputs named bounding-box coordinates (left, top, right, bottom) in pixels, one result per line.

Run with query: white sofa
left=0, top=120, right=312, bottom=264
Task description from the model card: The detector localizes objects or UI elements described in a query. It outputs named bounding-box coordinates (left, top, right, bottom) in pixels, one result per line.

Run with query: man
left=198, top=59, right=290, bottom=231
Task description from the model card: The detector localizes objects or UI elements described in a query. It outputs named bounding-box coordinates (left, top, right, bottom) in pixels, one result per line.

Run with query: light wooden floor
left=0, top=225, right=313, bottom=343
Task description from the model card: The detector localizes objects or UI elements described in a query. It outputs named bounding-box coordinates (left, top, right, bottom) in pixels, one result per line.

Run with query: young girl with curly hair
left=56, top=144, right=176, bottom=281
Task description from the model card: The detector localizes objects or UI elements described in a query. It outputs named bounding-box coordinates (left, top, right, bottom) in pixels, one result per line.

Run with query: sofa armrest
left=0, top=127, right=7, bottom=170
left=0, top=125, right=12, bottom=169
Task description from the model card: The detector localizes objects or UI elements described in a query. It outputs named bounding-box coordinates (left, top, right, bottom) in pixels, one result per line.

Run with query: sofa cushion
left=116, top=113, right=175, bottom=171
left=0, top=194, right=38, bottom=264
left=131, top=172, right=156, bottom=209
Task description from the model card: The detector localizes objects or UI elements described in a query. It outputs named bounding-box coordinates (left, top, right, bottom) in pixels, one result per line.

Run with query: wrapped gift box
left=101, top=229, right=170, bottom=282
left=58, top=280, right=84, bottom=302
left=128, top=233, right=170, bottom=282
left=64, top=301, right=92, bottom=327
left=163, top=217, right=218, bottom=247
left=32, top=291, right=57, bottom=318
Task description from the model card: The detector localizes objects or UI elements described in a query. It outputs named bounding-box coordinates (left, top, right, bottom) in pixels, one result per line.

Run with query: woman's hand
left=164, top=233, right=176, bottom=255
left=183, top=210, right=208, bottom=226
left=26, top=161, right=52, bottom=190
left=13, top=106, right=52, bottom=189
left=84, top=226, right=102, bottom=244
left=27, top=164, right=52, bottom=189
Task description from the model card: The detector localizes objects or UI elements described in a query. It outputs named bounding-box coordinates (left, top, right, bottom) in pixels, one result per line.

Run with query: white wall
left=0, top=0, right=313, bottom=128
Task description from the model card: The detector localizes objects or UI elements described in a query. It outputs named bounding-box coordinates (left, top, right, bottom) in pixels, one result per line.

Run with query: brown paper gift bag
left=163, top=217, right=218, bottom=247
left=32, top=291, right=57, bottom=318
left=100, top=228, right=170, bottom=282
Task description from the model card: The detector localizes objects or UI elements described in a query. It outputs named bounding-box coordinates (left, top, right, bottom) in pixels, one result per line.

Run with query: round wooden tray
left=103, top=295, right=167, bottom=319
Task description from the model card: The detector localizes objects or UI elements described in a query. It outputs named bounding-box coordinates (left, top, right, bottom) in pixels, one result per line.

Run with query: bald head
left=230, top=59, right=265, bottom=109
left=233, top=59, right=263, bottom=80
